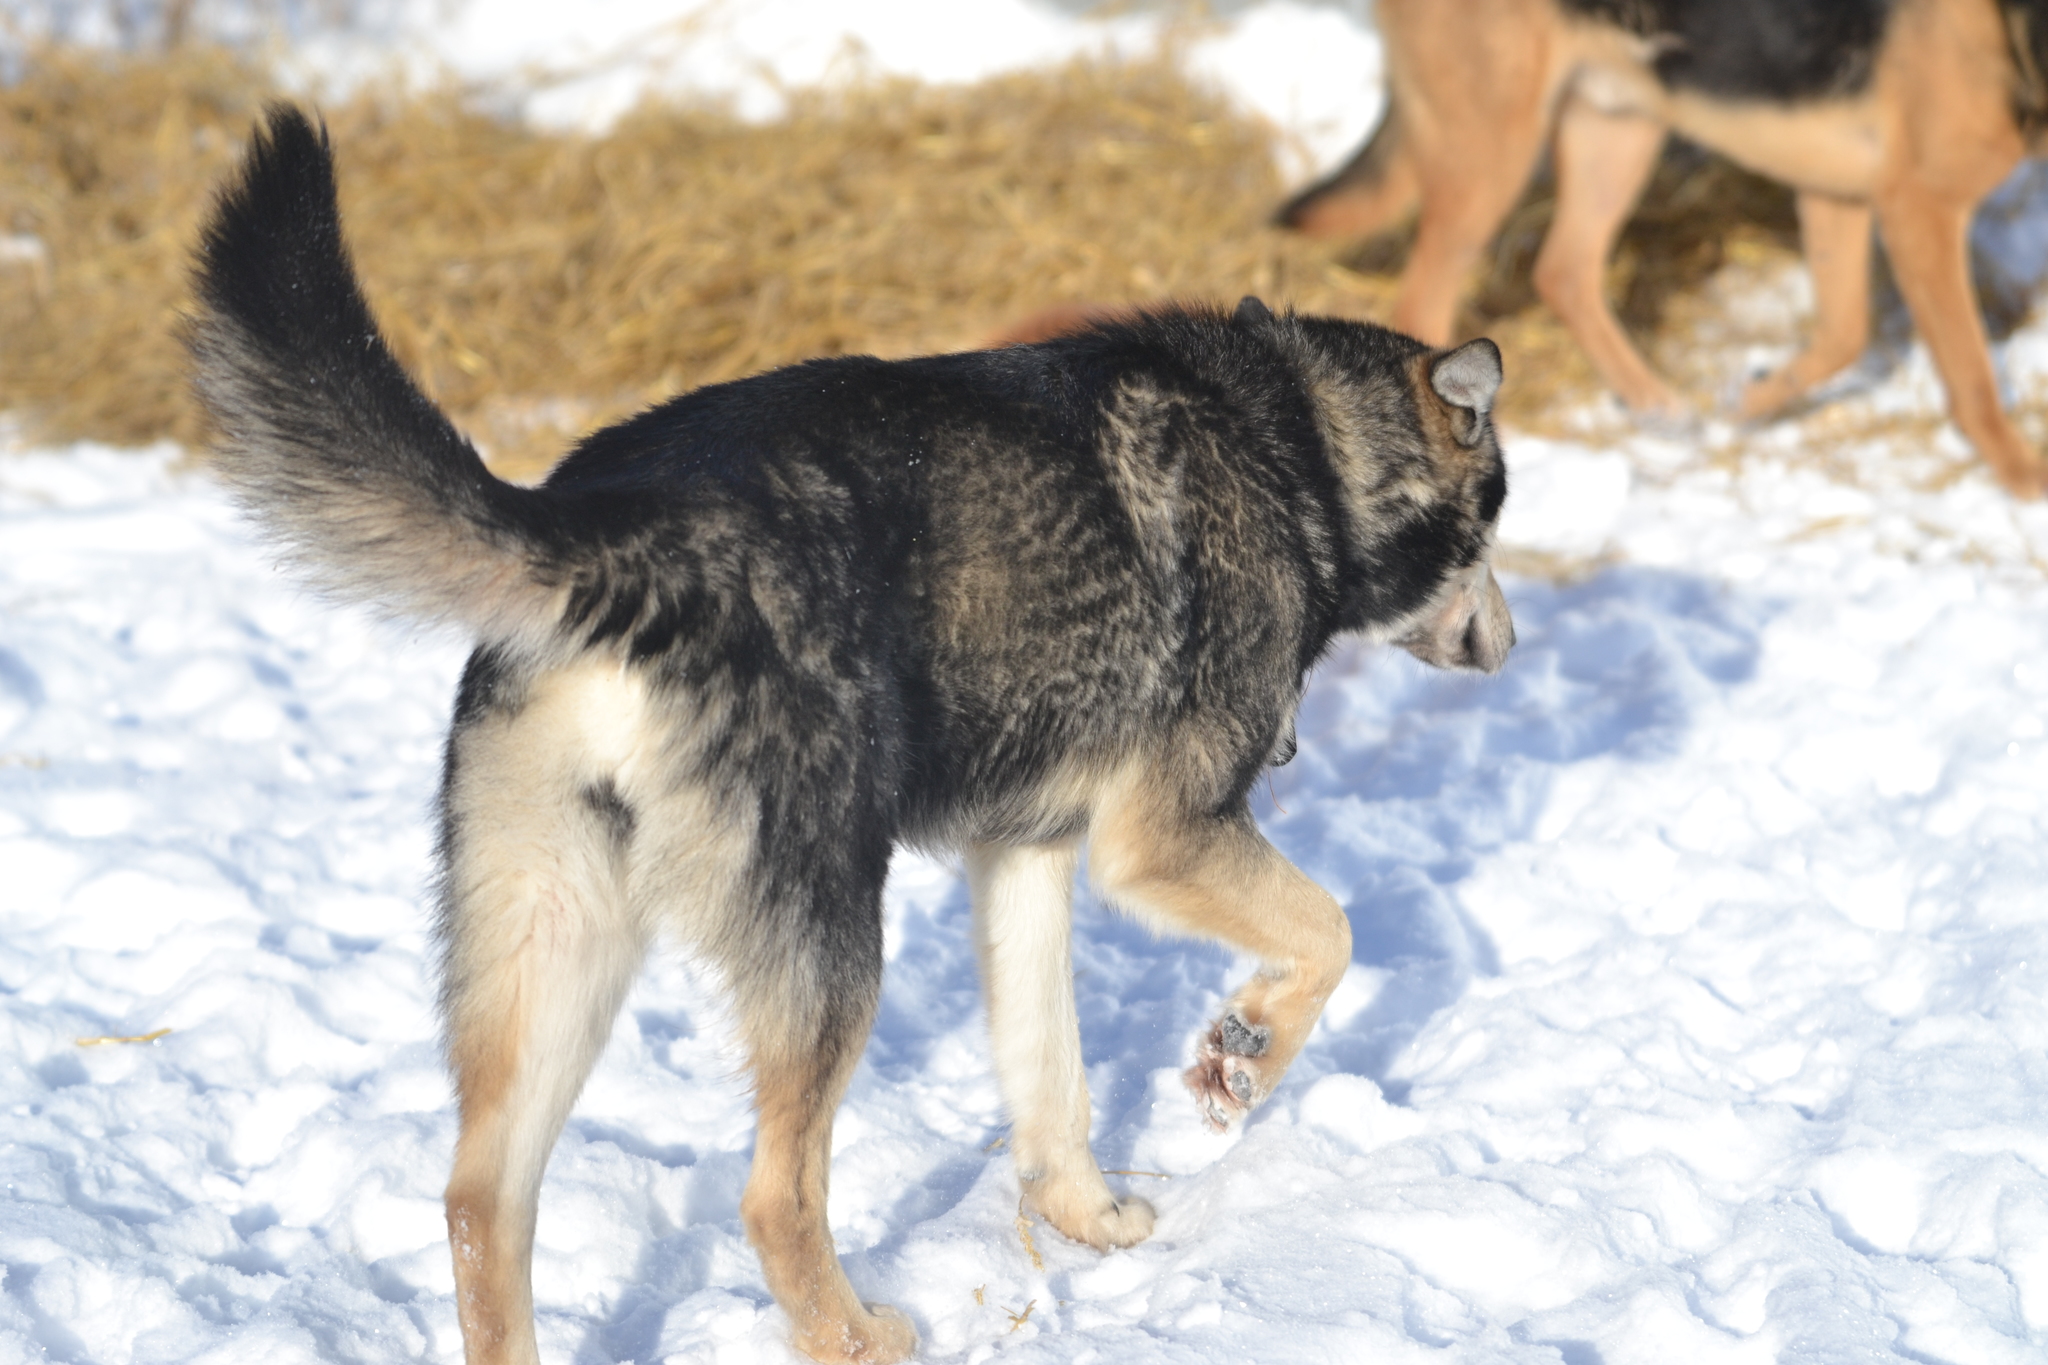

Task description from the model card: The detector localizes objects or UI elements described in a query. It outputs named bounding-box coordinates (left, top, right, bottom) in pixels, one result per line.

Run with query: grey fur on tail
left=188, top=104, right=560, bottom=644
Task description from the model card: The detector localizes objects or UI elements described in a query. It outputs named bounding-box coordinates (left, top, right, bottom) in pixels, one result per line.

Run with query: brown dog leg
left=735, top=887, right=914, bottom=1364
left=1532, top=100, right=1683, bottom=419
left=1878, top=183, right=2047, bottom=497
left=1740, top=192, right=1875, bottom=420
left=1380, top=0, right=1560, bottom=345
left=1090, top=781, right=1351, bottom=1131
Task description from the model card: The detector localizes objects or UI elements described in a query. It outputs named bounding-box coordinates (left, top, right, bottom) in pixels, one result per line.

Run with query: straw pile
left=0, top=39, right=1815, bottom=479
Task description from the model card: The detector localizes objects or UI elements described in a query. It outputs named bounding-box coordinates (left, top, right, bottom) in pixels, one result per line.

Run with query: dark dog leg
left=1740, top=191, right=1874, bottom=421
left=735, top=854, right=915, bottom=1364
left=970, top=840, right=1156, bottom=1249
left=1532, top=99, right=1680, bottom=419
left=1090, top=777, right=1351, bottom=1131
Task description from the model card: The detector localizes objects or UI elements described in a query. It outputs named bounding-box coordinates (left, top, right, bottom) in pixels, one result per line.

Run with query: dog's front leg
left=1091, top=797, right=1351, bottom=1132
left=969, top=841, right=1156, bottom=1250
left=1738, top=191, right=1873, bottom=422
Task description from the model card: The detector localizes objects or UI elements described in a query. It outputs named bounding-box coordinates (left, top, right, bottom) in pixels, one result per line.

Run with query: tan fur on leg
left=1878, top=182, right=2046, bottom=498
left=1532, top=101, right=1682, bottom=418
left=741, top=1031, right=917, bottom=1364
left=440, top=667, right=654, bottom=1365
left=1740, top=192, right=1874, bottom=420
left=1089, top=773, right=1351, bottom=1131
left=1382, top=0, right=1562, bottom=344
left=970, top=841, right=1155, bottom=1249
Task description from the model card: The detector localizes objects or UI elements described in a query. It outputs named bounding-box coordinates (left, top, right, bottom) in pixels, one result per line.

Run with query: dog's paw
left=1040, top=1186, right=1155, bottom=1252
left=1184, top=1012, right=1272, bottom=1131
left=794, top=1303, right=918, bottom=1364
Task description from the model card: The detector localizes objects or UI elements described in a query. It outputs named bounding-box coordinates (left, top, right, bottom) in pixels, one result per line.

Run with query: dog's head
left=1388, top=340, right=1514, bottom=673
left=1269, top=315, right=1515, bottom=673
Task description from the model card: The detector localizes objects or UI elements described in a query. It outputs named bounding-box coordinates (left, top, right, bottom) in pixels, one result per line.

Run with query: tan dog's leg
left=1877, top=184, right=2047, bottom=497
left=1394, top=129, right=1552, bottom=347
left=440, top=733, right=649, bottom=1364
left=1532, top=101, right=1683, bottom=418
left=970, top=841, right=1155, bottom=1248
left=1383, top=0, right=1560, bottom=345
left=1740, top=192, right=1875, bottom=420
left=741, top=1017, right=915, bottom=1364
left=1091, top=791, right=1351, bottom=1131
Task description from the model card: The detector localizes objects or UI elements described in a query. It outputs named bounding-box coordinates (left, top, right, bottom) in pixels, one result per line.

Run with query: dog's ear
left=1430, top=338, right=1502, bottom=417
left=1234, top=295, right=1274, bottom=326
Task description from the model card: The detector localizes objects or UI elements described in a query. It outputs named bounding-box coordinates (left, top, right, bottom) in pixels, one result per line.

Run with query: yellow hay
left=2, top=43, right=1407, bottom=479
left=4, top=41, right=1901, bottom=487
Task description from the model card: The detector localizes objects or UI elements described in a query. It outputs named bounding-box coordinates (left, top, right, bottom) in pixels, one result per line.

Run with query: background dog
left=189, top=106, right=1514, bottom=1364
left=1280, top=0, right=2048, bottom=499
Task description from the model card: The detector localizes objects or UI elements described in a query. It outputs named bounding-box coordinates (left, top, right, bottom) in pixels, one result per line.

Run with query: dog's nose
left=1464, top=567, right=1515, bottom=674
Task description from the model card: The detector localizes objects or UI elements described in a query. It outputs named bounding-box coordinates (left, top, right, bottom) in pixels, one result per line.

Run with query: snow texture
left=6, top=3, right=2048, bottom=1363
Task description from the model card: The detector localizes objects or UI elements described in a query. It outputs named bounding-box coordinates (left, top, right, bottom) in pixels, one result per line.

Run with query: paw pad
left=1218, top=1013, right=1271, bottom=1057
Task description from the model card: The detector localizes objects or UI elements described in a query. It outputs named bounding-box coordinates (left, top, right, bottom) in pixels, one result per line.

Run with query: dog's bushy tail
left=190, top=104, right=561, bottom=642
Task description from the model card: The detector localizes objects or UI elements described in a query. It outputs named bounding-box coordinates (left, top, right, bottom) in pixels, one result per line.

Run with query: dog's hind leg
left=970, top=841, right=1155, bottom=1250
left=727, top=833, right=915, bottom=1364
left=437, top=665, right=652, bottom=1365
left=1877, top=181, right=2047, bottom=498
left=1090, top=787, right=1351, bottom=1132
left=1374, top=0, right=1561, bottom=346
left=1739, top=192, right=1874, bottom=421
left=1868, top=0, right=2044, bottom=497
left=1273, top=103, right=1421, bottom=239
left=1532, top=100, right=1682, bottom=419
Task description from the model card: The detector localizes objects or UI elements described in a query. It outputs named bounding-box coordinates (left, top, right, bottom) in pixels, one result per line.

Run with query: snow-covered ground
left=7, top=3, right=2048, bottom=1363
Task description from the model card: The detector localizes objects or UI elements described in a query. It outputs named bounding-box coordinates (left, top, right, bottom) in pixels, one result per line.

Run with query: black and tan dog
left=189, top=106, right=1514, bottom=1364
left=1280, top=0, right=2048, bottom=498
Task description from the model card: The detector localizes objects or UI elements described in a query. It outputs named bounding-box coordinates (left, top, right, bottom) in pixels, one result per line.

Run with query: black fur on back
left=1563, top=0, right=1895, bottom=102
left=192, top=106, right=1508, bottom=975
left=525, top=308, right=1479, bottom=846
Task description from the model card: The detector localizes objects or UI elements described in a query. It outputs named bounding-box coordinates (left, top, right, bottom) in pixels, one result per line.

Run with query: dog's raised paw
left=1183, top=1013, right=1273, bottom=1130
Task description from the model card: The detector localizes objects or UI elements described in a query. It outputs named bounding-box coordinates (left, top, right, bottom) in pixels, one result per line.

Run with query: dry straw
left=0, top=37, right=1812, bottom=480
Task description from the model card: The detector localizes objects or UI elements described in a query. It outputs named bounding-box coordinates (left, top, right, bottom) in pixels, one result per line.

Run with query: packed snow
left=6, top=3, right=2048, bottom=1363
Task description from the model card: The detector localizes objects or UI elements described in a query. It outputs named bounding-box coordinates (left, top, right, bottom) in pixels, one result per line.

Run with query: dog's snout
left=1399, top=563, right=1515, bottom=673
left=1464, top=566, right=1514, bottom=673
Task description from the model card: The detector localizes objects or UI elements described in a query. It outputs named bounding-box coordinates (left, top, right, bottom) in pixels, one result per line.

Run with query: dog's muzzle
left=1397, top=561, right=1516, bottom=674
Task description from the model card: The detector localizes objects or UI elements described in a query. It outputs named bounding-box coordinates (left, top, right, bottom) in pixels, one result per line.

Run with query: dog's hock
left=1430, top=339, right=1503, bottom=417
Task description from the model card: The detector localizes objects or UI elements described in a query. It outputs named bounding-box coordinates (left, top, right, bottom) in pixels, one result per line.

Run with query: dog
left=1278, top=0, right=2048, bottom=499
left=189, top=105, right=1516, bottom=1365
